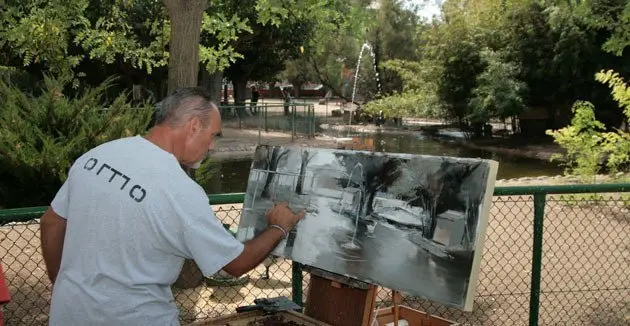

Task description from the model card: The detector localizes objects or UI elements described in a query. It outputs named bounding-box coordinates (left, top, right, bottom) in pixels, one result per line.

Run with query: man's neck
left=144, top=126, right=181, bottom=159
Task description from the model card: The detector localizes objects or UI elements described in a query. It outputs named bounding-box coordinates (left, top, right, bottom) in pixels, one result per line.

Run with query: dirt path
left=2, top=195, right=628, bottom=325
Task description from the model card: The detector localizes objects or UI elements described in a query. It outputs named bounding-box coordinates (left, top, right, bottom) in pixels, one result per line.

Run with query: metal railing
left=106, top=102, right=319, bottom=141
left=1, top=184, right=629, bottom=325
left=218, top=103, right=318, bottom=141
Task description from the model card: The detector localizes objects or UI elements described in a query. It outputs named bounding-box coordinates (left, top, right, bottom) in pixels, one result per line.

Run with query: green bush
left=546, top=69, right=630, bottom=182
left=546, top=100, right=606, bottom=181
left=0, top=76, right=153, bottom=208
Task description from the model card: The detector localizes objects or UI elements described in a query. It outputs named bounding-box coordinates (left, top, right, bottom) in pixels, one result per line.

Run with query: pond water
left=202, top=131, right=563, bottom=194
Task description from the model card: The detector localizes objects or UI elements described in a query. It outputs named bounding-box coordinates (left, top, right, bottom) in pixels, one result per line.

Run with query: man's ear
left=188, top=116, right=202, bottom=134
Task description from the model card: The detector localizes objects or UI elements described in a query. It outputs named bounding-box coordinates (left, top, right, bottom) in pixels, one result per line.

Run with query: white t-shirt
left=48, top=136, right=244, bottom=326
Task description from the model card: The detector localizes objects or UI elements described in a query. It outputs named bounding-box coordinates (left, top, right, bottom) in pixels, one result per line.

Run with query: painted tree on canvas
left=260, top=146, right=290, bottom=199
left=295, top=149, right=315, bottom=195
left=333, top=152, right=401, bottom=217
left=458, top=162, right=489, bottom=250
left=389, top=158, right=487, bottom=239
left=388, top=159, right=443, bottom=238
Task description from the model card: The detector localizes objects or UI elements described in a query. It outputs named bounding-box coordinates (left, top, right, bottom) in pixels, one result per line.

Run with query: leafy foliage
left=192, top=157, right=221, bottom=190
left=214, top=0, right=330, bottom=92
left=73, top=0, right=169, bottom=74
left=0, top=75, right=152, bottom=208
left=0, top=0, right=256, bottom=85
left=0, top=0, right=88, bottom=79
left=547, top=70, right=630, bottom=179
left=582, top=0, right=630, bottom=56
left=200, top=12, right=252, bottom=74
left=363, top=59, right=443, bottom=118
left=292, top=0, right=374, bottom=98
left=362, top=0, right=630, bottom=133
left=468, top=49, right=528, bottom=124
left=546, top=101, right=607, bottom=180
left=544, top=0, right=630, bottom=180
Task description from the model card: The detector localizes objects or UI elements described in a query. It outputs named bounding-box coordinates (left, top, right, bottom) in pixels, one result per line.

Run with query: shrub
left=0, top=76, right=153, bottom=208
left=546, top=70, right=630, bottom=182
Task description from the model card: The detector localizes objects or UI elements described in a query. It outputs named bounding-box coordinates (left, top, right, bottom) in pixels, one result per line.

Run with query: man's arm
left=40, top=208, right=67, bottom=284
left=222, top=226, right=285, bottom=277
left=222, top=203, right=304, bottom=277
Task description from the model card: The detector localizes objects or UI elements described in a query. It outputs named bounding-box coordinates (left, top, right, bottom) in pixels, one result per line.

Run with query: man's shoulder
left=166, top=173, right=209, bottom=202
left=75, top=136, right=138, bottom=160
left=91, top=136, right=143, bottom=153
left=67, top=137, right=135, bottom=171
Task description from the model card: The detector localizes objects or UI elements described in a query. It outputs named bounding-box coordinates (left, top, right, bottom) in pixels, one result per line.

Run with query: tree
left=163, top=0, right=207, bottom=93
left=295, top=0, right=374, bottom=101
left=363, top=59, right=444, bottom=119
left=366, top=0, right=424, bottom=96
left=468, top=49, right=528, bottom=135
left=545, top=0, right=630, bottom=179
left=0, top=0, right=252, bottom=97
left=280, top=58, right=316, bottom=98
left=219, top=0, right=324, bottom=107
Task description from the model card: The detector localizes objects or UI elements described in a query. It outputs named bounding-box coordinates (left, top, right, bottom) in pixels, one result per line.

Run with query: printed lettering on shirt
left=83, top=157, right=147, bottom=203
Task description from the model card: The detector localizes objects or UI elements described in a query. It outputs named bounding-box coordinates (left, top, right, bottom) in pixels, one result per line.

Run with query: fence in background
left=1, top=184, right=628, bottom=325
left=218, top=103, right=317, bottom=141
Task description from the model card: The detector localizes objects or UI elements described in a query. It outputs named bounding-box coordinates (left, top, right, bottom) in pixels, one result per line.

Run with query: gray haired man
left=40, top=87, right=304, bottom=325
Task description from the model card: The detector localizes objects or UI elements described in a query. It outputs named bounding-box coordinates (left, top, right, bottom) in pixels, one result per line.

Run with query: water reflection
left=307, top=210, right=471, bottom=307
left=203, top=131, right=562, bottom=193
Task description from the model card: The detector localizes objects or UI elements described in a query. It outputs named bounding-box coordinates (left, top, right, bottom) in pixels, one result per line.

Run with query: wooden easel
left=302, top=266, right=378, bottom=326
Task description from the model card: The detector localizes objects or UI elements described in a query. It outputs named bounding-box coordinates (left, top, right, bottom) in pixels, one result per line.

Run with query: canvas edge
left=463, top=159, right=499, bottom=312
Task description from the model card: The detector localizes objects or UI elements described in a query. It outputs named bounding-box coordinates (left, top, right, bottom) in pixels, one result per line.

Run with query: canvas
left=235, top=145, right=499, bottom=311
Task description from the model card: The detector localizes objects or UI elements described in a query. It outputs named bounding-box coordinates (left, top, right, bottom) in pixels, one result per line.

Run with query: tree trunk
left=292, top=81, right=302, bottom=99
left=232, top=76, right=248, bottom=117
left=211, top=72, right=223, bottom=102
left=223, top=83, right=229, bottom=104
left=164, top=0, right=207, bottom=289
left=164, top=0, right=207, bottom=94
left=201, top=69, right=223, bottom=102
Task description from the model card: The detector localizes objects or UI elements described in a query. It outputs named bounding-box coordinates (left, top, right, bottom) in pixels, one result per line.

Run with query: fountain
left=348, top=42, right=382, bottom=126
left=337, top=162, right=365, bottom=250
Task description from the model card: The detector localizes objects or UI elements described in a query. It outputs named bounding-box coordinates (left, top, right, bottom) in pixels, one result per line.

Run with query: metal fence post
left=529, top=193, right=546, bottom=326
left=312, top=104, right=316, bottom=138
left=238, top=105, right=242, bottom=130
left=307, top=105, right=312, bottom=139
left=264, top=103, right=268, bottom=133
left=257, top=105, right=262, bottom=144
left=292, top=104, right=296, bottom=142
left=291, top=261, right=304, bottom=307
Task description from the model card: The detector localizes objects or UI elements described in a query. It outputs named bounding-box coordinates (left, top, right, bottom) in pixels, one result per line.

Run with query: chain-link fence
left=1, top=184, right=629, bottom=325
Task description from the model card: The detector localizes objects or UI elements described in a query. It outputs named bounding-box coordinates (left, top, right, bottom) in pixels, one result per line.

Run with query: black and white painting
left=235, top=145, right=498, bottom=311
